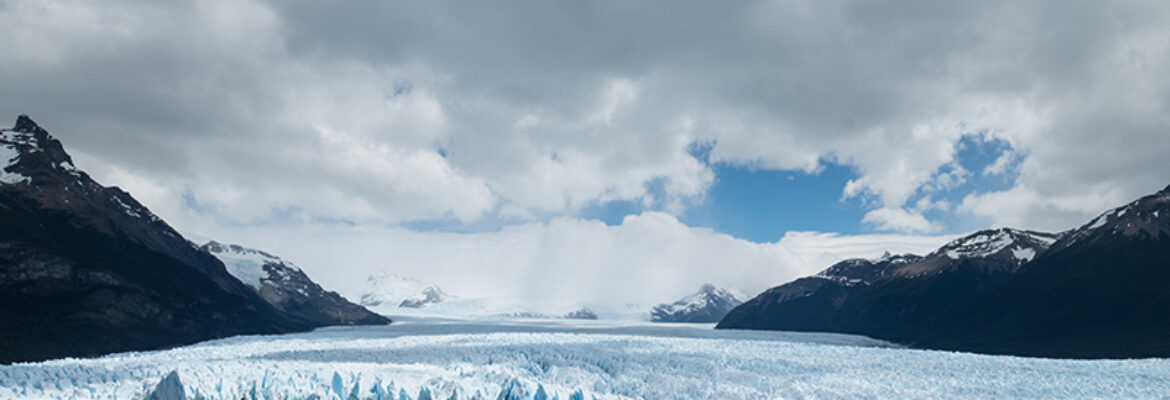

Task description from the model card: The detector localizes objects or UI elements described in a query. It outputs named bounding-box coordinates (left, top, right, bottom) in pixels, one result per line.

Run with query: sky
left=2, top=0, right=1169, bottom=307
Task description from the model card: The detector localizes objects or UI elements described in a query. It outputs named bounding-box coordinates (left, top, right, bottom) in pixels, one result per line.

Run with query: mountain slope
left=825, top=228, right=1059, bottom=344
left=0, top=116, right=310, bottom=363
left=650, top=284, right=742, bottom=323
left=927, top=186, right=1170, bottom=358
left=719, top=188, right=1170, bottom=358
left=201, top=241, right=387, bottom=326
left=718, top=253, right=921, bottom=331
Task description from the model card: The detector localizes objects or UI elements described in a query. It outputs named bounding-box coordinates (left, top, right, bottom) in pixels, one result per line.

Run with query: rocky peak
left=1, top=115, right=82, bottom=186
left=1057, top=184, right=1170, bottom=250
left=13, top=114, right=41, bottom=133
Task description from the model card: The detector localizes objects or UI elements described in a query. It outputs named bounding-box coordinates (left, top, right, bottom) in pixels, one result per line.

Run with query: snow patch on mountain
left=942, top=231, right=1015, bottom=259
left=935, top=228, right=1056, bottom=261
left=1061, top=186, right=1170, bottom=247
left=814, top=259, right=870, bottom=284
left=814, top=253, right=923, bottom=285
left=1010, top=246, right=1036, bottom=262
left=201, top=240, right=299, bottom=290
left=1086, top=214, right=1109, bottom=231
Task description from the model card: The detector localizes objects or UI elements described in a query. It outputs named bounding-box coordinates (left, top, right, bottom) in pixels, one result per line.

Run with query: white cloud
left=20, top=0, right=1170, bottom=316
left=982, top=150, right=1019, bottom=176
left=198, top=212, right=954, bottom=308
left=3, top=0, right=1170, bottom=237
left=861, top=208, right=942, bottom=234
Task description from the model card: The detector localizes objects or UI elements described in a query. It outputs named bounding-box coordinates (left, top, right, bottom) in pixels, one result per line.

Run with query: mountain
left=0, top=115, right=360, bottom=364
left=718, top=253, right=922, bottom=331
left=358, top=271, right=448, bottom=312
left=650, top=284, right=743, bottom=323
left=563, top=308, right=599, bottom=320
left=200, top=241, right=387, bottom=326
left=719, top=187, right=1170, bottom=358
left=927, top=185, right=1170, bottom=358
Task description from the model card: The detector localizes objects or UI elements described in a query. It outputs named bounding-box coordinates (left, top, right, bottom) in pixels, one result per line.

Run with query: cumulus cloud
left=1, top=0, right=1168, bottom=240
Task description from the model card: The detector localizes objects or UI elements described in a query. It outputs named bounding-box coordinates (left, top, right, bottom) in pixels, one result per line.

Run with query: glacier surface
left=2, top=317, right=1169, bottom=399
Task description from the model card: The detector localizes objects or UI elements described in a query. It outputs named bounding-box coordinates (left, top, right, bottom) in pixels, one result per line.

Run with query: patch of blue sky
left=577, top=177, right=670, bottom=225
left=680, top=162, right=865, bottom=242
left=911, top=133, right=1023, bottom=233
left=182, top=134, right=1023, bottom=239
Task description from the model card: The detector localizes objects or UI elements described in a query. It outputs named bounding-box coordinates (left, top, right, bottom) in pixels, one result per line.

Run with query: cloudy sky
left=3, top=0, right=1169, bottom=306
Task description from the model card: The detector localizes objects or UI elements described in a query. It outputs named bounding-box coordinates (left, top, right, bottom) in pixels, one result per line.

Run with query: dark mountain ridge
left=719, top=189, right=1170, bottom=358
left=0, top=115, right=384, bottom=364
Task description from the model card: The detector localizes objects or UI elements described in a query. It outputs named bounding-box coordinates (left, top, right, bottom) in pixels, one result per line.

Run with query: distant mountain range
left=0, top=116, right=385, bottom=364
left=651, top=284, right=743, bottom=323
left=358, top=271, right=449, bottom=312
left=719, top=185, right=1170, bottom=358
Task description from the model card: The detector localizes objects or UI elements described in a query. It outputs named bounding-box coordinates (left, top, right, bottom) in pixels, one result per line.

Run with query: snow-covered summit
left=650, top=284, right=743, bottom=323
left=883, top=228, right=1059, bottom=278
left=933, top=228, right=1057, bottom=263
left=359, top=272, right=448, bottom=311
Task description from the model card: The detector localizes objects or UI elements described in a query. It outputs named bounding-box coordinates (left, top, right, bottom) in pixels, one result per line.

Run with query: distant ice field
left=3, top=316, right=1170, bottom=399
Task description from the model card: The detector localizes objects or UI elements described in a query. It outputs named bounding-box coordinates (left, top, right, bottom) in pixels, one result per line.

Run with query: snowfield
left=3, top=317, right=1170, bottom=399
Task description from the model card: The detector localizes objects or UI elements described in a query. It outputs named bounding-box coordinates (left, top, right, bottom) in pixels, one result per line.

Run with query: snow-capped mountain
left=0, top=115, right=321, bottom=363
left=200, top=241, right=387, bottom=326
left=720, top=184, right=1170, bottom=358
left=892, top=228, right=1059, bottom=277
left=359, top=272, right=448, bottom=312
left=719, top=227, right=1062, bottom=345
left=1054, top=185, right=1170, bottom=251
left=938, top=184, right=1170, bottom=357
left=650, top=284, right=743, bottom=323
left=937, top=229, right=1056, bottom=261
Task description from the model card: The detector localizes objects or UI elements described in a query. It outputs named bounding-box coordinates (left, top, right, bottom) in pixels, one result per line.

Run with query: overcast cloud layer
left=2, top=0, right=1168, bottom=304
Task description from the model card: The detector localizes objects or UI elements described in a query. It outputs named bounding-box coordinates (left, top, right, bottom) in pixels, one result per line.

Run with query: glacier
left=2, top=317, right=1170, bottom=399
